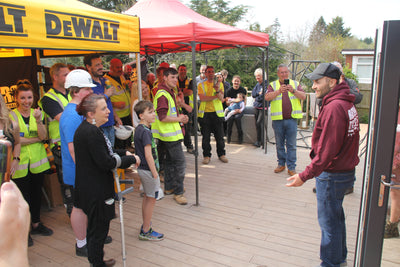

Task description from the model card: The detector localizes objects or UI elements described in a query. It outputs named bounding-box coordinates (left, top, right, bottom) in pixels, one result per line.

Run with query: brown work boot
left=384, top=221, right=399, bottom=238
left=174, top=194, right=188, bottom=205
left=274, top=165, right=285, bottom=173
left=288, top=169, right=296, bottom=176
left=219, top=155, right=228, bottom=163
left=202, top=157, right=210, bottom=164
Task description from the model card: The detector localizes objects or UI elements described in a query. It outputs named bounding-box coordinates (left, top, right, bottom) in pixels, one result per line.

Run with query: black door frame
left=355, top=20, right=400, bottom=266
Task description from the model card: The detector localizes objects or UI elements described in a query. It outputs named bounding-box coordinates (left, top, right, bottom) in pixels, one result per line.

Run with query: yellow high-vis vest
left=269, top=80, right=302, bottom=120
left=177, top=77, right=194, bottom=108
left=151, top=89, right=183, bottom=142
left=197, top=81, right=224, bottom=118
left=104, top=74, right=131, bottom=118
left=10, top=109, right=50, bottom=178
left=38, top=88, right=71, bottom=148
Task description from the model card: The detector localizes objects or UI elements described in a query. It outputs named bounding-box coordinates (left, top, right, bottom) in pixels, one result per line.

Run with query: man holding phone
left=265, top=64, right=306, bottom=176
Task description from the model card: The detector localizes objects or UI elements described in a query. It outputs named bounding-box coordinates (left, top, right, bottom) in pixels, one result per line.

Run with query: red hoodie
left=299, top=81, right=360, bottom=182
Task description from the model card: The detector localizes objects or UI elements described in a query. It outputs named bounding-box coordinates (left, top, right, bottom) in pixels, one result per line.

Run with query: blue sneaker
left=139, top=227, right=164, bottom=241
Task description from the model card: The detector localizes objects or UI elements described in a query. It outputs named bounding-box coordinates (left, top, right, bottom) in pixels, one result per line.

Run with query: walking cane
left=112, top=168, right=134, bottom=267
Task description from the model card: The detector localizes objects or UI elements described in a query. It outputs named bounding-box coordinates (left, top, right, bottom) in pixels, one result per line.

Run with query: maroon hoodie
left=299, top=81, right=360, bottom=182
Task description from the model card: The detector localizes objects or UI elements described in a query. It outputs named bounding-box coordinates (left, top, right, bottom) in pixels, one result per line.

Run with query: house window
left=352, top=56, right=373, bottom=83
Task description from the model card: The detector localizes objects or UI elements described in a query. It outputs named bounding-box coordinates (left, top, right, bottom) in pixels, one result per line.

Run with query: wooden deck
left=27, top=125, right=399, bottom=266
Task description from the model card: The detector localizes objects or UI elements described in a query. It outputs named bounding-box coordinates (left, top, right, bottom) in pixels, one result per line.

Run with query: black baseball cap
left=305, top=63, right=341, bottom=81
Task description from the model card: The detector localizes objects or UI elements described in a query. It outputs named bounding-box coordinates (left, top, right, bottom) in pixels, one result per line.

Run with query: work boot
left=274, top=165, right=285, bottom=173
left=174, top=194, right=187, bottom=205
left=219, top=155, right=228, bottom=163
left=288, top=169, right=296, bottom=176
left=202, top=157, right=210, bottom=164
left=384, top=221, right=399, bottom=238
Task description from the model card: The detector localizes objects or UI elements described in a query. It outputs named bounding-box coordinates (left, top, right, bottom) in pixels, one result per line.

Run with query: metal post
left=264, top=47, right=270, bottom=154
left=191, top=41, right=199, bottom=206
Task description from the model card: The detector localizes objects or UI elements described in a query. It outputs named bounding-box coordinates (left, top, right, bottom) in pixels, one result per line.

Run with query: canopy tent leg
left=191, top=41, right=200, bottom=206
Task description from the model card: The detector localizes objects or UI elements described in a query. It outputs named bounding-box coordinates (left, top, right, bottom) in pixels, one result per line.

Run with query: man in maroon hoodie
left=286, top=63, right=360, bottom=267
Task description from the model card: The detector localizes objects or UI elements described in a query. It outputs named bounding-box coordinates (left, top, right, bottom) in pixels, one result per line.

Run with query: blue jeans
left=100, top=126, right=115, bottom=148
left=316, top=171, right=355, bottom=267
left=272, top=119, right=297, bottom=170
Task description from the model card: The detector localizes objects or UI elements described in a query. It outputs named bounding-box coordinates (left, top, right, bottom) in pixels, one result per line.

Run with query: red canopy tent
left=125, top=0, right=269, bottom=205
left=124, top=0, right=269, bottom=55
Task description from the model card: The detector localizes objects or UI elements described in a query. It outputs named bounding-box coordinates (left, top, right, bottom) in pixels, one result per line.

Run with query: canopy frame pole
left=264, top=46, right=270, bottom=154
left=191, top=41, right=199, bottom=206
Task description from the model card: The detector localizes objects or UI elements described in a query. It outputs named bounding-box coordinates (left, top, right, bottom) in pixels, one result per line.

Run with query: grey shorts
left=138, top=169, right=161, bottom=198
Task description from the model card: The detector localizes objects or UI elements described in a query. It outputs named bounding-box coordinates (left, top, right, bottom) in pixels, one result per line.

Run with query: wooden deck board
left=27, top=125, right=399, bottom=266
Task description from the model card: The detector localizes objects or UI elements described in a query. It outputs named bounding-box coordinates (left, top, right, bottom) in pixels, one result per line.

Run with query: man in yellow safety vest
left=39, top=63, right=71, bottom=215
left=152, top=67, right=189, bottom=205
left=265, top=64, right=306, bottom=176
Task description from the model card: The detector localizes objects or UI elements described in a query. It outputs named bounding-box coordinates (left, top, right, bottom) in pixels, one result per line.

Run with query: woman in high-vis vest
left=10, top=80, right=52, bottom=247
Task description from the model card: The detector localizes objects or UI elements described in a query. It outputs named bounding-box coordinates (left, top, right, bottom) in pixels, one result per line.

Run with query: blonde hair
left=0, top=95, right=12, bottom=133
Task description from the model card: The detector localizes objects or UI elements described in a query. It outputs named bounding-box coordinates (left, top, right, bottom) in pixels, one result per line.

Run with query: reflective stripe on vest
left=269, top=80, right=302, bottom=120
left=10, top=109, right=50, bottom=178
left=38, top=88, right=70, bottom=148
left=197, top=82, right=224, bottom=118
left=104, top=74, right=131, bottom=118
left=151, top=89, right=183, bottom=142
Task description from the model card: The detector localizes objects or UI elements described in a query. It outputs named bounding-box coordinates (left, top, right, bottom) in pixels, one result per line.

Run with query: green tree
left=309, top=16, right=327, bottom=44
left=363, top=37, right=373, bottom=45
left=79, top=0, right=136, bottom=12
left=189, top=0, right=248, bottom=26
left=326, top=16, right=351, bottom=38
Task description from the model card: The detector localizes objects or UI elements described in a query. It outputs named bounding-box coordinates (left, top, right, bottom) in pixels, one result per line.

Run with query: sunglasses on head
left=16, top=80, right=31, bottom=86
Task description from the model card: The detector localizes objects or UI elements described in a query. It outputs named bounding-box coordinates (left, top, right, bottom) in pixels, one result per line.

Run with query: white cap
left=64, top=69, right=96, bottom=89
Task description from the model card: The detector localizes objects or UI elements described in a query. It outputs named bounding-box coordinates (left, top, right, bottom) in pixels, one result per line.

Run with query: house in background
left=341, top=49, right=374, bottom=115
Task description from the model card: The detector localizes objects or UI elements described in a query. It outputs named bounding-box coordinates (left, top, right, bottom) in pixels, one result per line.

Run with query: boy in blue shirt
left=133, top=100, right=164, bottom=241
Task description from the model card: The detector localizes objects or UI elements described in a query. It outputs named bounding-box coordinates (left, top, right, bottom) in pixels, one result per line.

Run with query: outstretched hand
left=286, top=174, right=305, bottom=187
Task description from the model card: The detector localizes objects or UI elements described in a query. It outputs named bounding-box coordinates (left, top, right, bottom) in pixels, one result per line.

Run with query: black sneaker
left=76, top=244, right=88, bottom=257
left=28, top=235, right=33, bottom=247
left=105, top=235, right=112, bottom=244
left=31, top=223, right=53, bottom=236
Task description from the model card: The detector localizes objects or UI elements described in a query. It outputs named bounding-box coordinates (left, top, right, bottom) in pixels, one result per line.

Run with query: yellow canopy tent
left=0, top=0, right=140, bottom=53
left=0, top=0, right=140, bottom=108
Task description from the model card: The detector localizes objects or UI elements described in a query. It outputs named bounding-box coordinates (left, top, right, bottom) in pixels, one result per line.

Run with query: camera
left=284, top=79, right=289, bottom=85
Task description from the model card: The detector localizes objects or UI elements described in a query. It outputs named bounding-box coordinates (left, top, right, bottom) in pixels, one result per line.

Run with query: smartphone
left=284, top=79, right=289, bottom=85
left=0, top=139, right=13, bottom=184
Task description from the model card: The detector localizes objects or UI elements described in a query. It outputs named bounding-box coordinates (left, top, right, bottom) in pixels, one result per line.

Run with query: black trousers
left=13, top=171, right=44, bottom=223
left=254, top=108, right=267, bottom=143
left=86, top=201, right=113, bottom=267
left=157, top=140, right=186, bottom=194
left=226, top=112, right=244, bottom=142
left=199, top=112, right=225, bottom=157
left=183, top=111, right=193, bottom=149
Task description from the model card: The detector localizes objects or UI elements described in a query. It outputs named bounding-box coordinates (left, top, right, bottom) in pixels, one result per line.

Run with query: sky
left=184, top=0, right=400, bottom=40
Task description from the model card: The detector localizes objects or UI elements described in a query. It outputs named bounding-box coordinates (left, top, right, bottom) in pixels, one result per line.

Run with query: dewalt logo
left=0, top=2, right=27, bottom=37
left=45, top=10, right=120, bottom=43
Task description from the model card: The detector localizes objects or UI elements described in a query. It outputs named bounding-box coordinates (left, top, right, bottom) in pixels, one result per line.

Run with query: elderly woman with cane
left=73, top=93, right=139, bottom=267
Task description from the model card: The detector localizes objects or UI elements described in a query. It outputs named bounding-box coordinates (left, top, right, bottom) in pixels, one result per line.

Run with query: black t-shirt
left=178, top=77, right=193, bottom=105
left=41, top=89, right=69, bottom=119
left=226, top=86, right=247, bottom=99
left=133, top=124, right=159, bottom=172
